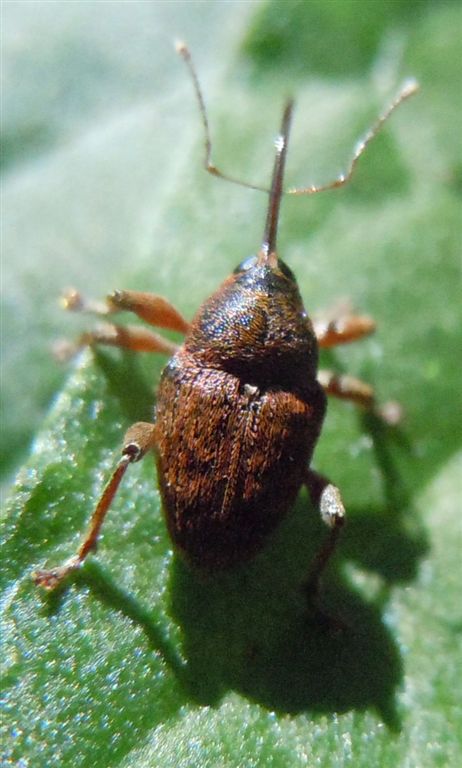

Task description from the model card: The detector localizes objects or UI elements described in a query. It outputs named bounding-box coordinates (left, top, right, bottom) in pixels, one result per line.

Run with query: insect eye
left=278, top=259, right=296, bottom=282
left=233, top=255, right=258, bottom=274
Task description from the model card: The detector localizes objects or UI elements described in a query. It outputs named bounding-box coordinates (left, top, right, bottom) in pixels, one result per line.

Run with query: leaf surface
left=2, top=2, right=461, bottom=767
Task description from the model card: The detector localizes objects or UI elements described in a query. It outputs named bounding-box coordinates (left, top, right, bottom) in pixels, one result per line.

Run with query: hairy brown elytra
left=33, top=45, right=418, bottom=595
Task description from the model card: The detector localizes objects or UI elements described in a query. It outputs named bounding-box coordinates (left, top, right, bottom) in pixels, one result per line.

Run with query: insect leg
left=56, top=288, right=188, bottom=359
left=318, top=370, right=402, bottom=424
left=55, top=322, right=178, bottom=360
left=303, top=468, right=346, bottom=602
left=79, top=323, right=178, bottom=355
left=318, top=369, right=375, bottom=408
left=63, top=288, right=190, bottom=333
left=33, top=422, right=157, bottom=590
left=314, top=312, right=376, bottom=348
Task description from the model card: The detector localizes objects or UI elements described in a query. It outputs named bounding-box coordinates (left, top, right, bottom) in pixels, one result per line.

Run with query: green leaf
left=2, top=2, right=461, bottom=767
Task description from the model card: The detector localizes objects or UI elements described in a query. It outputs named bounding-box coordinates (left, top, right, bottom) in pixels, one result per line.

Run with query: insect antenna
left=286, top=78, right=419, bottom=196
left=176, top=41, right=267, bottom=192
left=177, top=40, right=419, bottom=259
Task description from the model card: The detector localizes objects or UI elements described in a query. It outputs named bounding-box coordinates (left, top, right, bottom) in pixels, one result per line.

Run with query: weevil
left=33, top=45, right=418, bottom=596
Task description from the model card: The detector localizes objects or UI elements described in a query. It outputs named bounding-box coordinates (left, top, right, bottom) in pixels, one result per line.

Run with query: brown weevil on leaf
left=33, top=45, right=418, bottom=604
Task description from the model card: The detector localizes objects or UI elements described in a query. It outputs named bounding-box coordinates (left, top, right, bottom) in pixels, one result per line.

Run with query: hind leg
left=33, top=421, right=157, bottom=590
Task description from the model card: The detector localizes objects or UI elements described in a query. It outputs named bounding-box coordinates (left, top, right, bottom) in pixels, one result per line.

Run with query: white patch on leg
left=320, top=484, right=345, bottom=529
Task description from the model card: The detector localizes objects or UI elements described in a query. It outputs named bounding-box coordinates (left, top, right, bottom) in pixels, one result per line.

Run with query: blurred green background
left=2, top=1, right=461, bottom=767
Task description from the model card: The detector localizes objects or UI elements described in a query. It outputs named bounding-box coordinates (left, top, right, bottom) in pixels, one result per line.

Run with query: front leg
left=57, top=288, right=189, bottom=359
left=314, top=306, right=375, bottom=349
left=63, top=288, right=190, bottom=334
